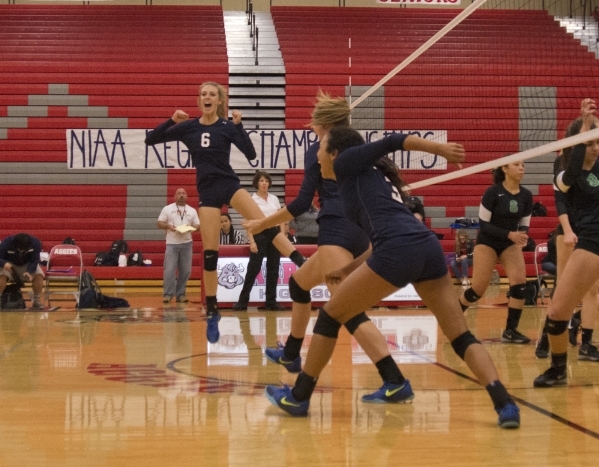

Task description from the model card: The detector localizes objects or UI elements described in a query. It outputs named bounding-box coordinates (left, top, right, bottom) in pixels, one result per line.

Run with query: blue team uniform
left=145, top=117, right=257, bottom=208
left=333, top=134, right=447, bottom=288
left=287, top=142, right=369, bottom=258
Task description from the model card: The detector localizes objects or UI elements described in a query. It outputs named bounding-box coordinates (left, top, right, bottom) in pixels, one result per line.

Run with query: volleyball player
left=145, top=81, right=304, bottom=343
left=264, top=126, right=520, bottom=429
left=459, top=162, right=533, bottom=344
left=244, top=93, right=410, bottom=401
left=535, top=98, right=599, bottom=387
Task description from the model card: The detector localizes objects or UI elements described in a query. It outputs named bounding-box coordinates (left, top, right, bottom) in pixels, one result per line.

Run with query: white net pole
left=407, top=127, right=599, bottom=190
left=349, top=0, right=489, bottom=110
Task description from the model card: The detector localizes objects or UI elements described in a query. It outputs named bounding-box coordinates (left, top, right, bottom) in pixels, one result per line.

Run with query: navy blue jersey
left=334, top=134, right=432, bottom=248
left=0, top=235, right=43, bottom=274
left=476, top=183, right=533, bottom=244
left=555, top=143, right=599, bottom=239
left=287, top=142, right=344, bottom=220
left=145, top=117, right=256, bottom=187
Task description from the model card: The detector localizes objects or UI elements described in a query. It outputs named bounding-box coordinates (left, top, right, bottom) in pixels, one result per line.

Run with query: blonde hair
left=455, top=229, right=470, bottom=256
left=199, top=81, right=228, bottom=119
left=310, top=90, right=351, bottom=128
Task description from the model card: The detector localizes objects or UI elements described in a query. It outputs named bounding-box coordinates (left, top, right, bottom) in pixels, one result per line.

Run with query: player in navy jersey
left=145, top=82, right=304, bottom=342
left=264, top=126, right=520, bottom=429
left=535, top=98, right=599, bottom=387
left=459, top=161, right=533, bottom=344
left=244, top=93, right=407, bottom=391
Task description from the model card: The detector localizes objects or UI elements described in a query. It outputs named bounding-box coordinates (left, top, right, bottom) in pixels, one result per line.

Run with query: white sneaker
left=461, top=278, right=470, bottom=288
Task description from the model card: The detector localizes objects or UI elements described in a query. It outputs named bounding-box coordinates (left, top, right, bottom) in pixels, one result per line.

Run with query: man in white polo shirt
left=157, top=188, right=200, bottom=305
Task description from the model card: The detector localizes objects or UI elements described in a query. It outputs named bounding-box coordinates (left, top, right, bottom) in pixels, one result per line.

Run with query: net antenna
left=408, top=127, right=599, bottom=190
left=349, top=0, right=489, bottom=111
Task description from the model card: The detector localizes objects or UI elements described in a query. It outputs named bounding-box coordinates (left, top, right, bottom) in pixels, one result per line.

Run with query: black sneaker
left=578, top=343, right=599, bottom=361
left=533, top=366, right=567, bottom=388
left=232, top=302, right=248, bottom=311
left=501, top=329, right=531, bottom=344
left=535, top=332, right=549, bottom=359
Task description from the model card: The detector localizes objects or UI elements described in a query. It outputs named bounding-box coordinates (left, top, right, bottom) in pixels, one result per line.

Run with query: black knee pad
left=451, top=331, right=481, bottom=360
left=289, top=276, right=311, bottom=304
left=508, top=283, right=527, bottom=300
left=546, top=318, right=569, bottom=336
left=203, top=250, right=219, bottom=271
left=313, top=307, right=342, bottom=339
left=464, top=288, right=481, bottom=303
left=344, top=312, right=370, bottom=335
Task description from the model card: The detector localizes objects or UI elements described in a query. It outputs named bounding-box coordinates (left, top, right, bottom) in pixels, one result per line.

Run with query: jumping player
left=264, top=126, right=520, bottom=429
left=145, top=82, right=304, bottom=342
left=459, top=161, right=533, bottom=344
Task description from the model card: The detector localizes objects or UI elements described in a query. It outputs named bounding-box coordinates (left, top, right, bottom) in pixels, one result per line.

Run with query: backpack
left=455, top=217, right=477, bottom=228
left=531, top=202, right=547, bottom=217
left=524, top=280, right=539, bottom=306
left=1, top=283, right=26, bottom=310
left=127, top=250, right=143, bottom=266
left=110, top=239, right=129, bottom=255
left=94, top=251, right=118, bottom=266
left=62, top=237, right=76, bottom=245
left=78, top=270, right=102, bottom=308
left=78, top=270, right=130, bottom=309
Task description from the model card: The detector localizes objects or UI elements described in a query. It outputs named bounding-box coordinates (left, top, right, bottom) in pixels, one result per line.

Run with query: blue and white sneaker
left=362, top=380, right=415, bottom=404
left=265, top=385, right=309, bottom=417
left=265, top=343, right=302, bottom=373
left=496, top=402, right=520, bottom=429
left=206, top=311, right=221, bottom=344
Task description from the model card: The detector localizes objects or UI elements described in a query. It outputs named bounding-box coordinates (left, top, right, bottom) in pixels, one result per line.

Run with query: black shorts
left=198, top=177, right=241, bottom=208
left=575, top=236, right=599, bottom=257
left=317, top=215, right=370, bottom=258
left=475, top=234, right=514, bottom=256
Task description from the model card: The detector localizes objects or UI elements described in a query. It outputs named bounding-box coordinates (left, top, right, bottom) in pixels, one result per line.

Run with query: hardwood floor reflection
left=1, top=285, right=599, bottom=466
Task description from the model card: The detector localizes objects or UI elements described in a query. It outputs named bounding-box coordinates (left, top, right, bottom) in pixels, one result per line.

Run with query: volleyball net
left=345, top=0, right=599, bottom=186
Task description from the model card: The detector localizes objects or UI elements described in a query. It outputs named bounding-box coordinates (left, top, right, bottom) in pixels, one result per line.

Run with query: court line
left=403, top=347, right=599, bottom=440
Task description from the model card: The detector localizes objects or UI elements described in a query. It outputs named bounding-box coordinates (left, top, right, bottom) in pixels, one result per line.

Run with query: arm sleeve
left=553, top=186, right=569, bottom=216
left=557, top=143, right=586, bottom=189
left=232, top=123, right=257, bottom=161
left=478, top=187, right=510, bottom=240
left=334, top=133, right=409, bottom=176
left=287, top=160, right=320, bottom=218
left=144, top=118, right=179, bottom=145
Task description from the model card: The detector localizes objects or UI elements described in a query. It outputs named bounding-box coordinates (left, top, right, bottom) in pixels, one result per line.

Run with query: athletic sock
left=506, top=307, right=523, bottom=331
left=284, top=334, right=304, bottom=360
left=582, top=328, right=593, bottom=346
left=292, top=371, right=318, bottom=402
left=551, top=352, right=567, bottom=370
left=375, top=355, right=404, bottom=385
left=486, top=380, right=512, bottom=411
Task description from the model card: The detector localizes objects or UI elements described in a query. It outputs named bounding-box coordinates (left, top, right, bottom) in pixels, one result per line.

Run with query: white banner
left=378, top=0, right=461, bottom=4
left=66, top=129, right=447, bottom=171
left=216, top=257, right=421, bottom=303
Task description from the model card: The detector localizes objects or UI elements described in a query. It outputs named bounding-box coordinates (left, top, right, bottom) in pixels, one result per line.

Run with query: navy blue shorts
left=198, top=177, right=241, bottom=208
left=317, top=215, right=370, bottom=258
left=366, top=232, right=448, bottom=289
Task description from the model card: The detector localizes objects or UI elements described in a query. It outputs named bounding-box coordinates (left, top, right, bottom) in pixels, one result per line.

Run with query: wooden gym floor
left=1, top=284, right=598, bottom=467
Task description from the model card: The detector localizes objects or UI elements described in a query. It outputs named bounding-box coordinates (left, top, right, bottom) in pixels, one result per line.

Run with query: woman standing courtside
left=459, top=161, right=533, bottom=344
left=145, top=82, right=303, bottom=343
left=264, top=126, right=520, bottom=429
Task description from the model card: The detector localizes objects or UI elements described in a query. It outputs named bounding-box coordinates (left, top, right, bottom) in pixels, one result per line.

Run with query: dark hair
left=220, top=213, right=236, bottom=244
left=560, top=117, right=584, bottom=170
left=326, top=126, right=407, bottom=197
left=13, top=233, right=31, bottom=250
left=252, top=170, right=272, bottom=189
left=491, top=166, right=506, bottom=184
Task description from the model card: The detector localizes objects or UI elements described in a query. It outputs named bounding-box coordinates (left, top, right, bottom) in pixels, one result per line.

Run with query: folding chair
left=44, top=245, right=83, bottom=306
left=534, top=242, right=556, bottom=304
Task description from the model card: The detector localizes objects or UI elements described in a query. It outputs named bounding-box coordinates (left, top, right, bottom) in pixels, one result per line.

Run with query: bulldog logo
left=217, top=262, right=245, bottom=289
